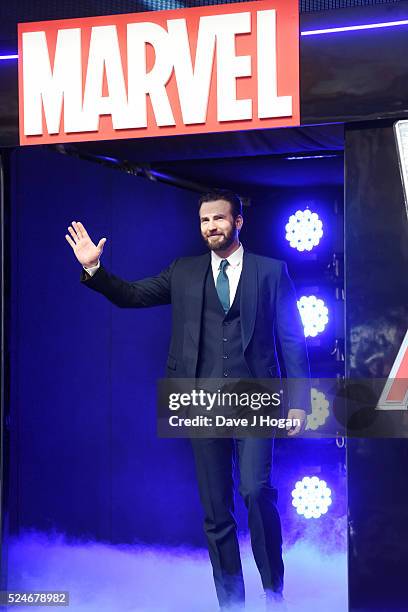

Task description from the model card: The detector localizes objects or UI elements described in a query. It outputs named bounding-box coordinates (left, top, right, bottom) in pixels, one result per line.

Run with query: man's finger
left=288, top=417, right=307, bottom=436
left=97, top=237, right=106, bottom=251
left=68, top=226, right=79, bottom=243
left=287, top=424, right=301, bottom=436
left=77, top=221, right=89, bottom=238
left=65, top=234, right=76, bottom=249
left=72, top=221, right=82, bottom=239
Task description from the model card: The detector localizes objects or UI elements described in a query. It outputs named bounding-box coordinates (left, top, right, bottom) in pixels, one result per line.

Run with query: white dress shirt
left=84, top=244, right=245, bottom=305
left=84, top=261, right=100, bottom=276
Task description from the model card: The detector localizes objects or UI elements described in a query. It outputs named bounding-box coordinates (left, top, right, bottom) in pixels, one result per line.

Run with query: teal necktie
left=216, top=259, right=230, bottom=313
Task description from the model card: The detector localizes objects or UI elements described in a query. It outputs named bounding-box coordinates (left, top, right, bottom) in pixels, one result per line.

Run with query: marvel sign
left=18, top=0, right=299, bottom=145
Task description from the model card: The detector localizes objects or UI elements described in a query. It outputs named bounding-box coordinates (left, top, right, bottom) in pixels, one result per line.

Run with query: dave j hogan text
left=168, top=415, right=299, bottom=428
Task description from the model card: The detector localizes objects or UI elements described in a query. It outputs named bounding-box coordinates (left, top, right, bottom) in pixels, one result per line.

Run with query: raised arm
left=65, top=221, right=174, bottom=308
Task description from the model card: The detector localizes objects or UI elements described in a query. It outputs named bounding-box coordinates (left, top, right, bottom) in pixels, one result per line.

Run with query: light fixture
left=307, top=388, right=330, bottom=431
left=291, top=476, right=332, bottom=519
left=301, top=20, right=408, bottom=37
left=285, top=209, right=323, bottom=252
left=297, top=295, right=329, bottom=337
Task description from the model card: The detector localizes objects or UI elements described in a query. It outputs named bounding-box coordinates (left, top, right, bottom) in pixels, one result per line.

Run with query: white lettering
left=127, top=22, right=175, bottom=128
left=257, top=10, right=292, bottom=119
left=82, top=25, right=133, bottom=131
left=167, top=17, right=216, bottom=125
left=215, top=13, right=252, bottom=122
left=22, top=29, right=83, bottom=135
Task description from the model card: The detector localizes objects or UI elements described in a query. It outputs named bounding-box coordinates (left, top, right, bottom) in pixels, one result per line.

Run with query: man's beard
left=202, top=228, right=236, bottom=252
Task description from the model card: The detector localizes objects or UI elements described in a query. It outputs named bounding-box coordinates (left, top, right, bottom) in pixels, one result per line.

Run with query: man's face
left=199, top=199, right=243, bottom=252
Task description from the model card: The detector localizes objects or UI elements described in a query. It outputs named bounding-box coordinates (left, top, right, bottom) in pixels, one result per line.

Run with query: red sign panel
left=377, top=330, right=408, bottom=410
left=18, top=0, right=299, bottom=145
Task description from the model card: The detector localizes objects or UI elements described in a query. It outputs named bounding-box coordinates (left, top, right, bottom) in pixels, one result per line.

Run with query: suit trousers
left=190, top=436, right=284, bottom=609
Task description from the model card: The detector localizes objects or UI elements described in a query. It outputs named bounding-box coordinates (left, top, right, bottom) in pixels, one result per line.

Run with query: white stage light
left=285, top=209, right=323, bottom=252
left=297, top=295, right=329, bottom=337
left=291, top=476, right=332, bottom=519
left=307, top=388, right=330, bottom=430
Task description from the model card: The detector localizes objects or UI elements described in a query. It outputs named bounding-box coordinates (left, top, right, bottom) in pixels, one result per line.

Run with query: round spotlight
left=297, top=295, right=329, bottom=337
left=307, top=388, right=330, bottom=431
left=291, top=476, right=332, bottom=519
left=285, top=209, right=323, bottom=252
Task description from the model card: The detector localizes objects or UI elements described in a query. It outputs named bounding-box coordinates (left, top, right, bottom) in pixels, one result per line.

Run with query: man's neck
left=213, top=240, right=241, bottom=259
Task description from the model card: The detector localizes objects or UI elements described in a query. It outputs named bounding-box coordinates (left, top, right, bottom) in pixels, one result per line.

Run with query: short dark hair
left=198, top=189, right=243, bottom=219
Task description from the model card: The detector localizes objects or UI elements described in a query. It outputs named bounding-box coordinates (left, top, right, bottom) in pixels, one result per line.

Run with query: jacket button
left=223, top=371, right=229, bottom=377
left=223, top=338, right=228, bottom=342
left=223, top=355, right=228, bottom=359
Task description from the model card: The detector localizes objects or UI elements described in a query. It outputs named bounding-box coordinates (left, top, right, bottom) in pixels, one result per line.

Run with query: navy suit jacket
left=81, top=251, right=310, bottom=410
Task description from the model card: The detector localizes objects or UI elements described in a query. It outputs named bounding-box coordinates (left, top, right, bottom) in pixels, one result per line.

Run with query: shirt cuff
left=83, top=261, right=100, bottom=277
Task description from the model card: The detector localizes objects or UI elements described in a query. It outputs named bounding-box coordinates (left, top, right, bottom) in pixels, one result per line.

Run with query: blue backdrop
left=9, top=146, right=207, bottom=545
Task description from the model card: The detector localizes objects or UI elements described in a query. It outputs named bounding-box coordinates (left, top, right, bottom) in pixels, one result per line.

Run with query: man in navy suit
left=65, top=190, right=309, bottom=610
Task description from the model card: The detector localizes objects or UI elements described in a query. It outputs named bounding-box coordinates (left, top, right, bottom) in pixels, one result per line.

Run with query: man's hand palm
left=74, top=235, right=100, bottom=266
left=65, top=221, right=106, bottom=268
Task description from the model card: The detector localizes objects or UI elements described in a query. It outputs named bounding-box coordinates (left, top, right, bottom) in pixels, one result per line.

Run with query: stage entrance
left=1, top=122, right=349, bottom=611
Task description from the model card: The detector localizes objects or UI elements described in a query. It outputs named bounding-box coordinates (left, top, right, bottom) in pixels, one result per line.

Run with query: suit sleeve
left=276, top=261, right=311, bottom=412
left=80, top=260, right=177, bottom=308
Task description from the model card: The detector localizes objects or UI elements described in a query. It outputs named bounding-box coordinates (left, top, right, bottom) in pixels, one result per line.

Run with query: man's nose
left=208, top=220, right=216, bottom=231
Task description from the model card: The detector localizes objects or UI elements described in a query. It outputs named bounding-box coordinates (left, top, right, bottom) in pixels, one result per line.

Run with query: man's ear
left=236, top=215, right=244, bottom=231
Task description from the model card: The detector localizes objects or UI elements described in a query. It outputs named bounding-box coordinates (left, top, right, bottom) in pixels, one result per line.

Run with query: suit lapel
left=240, top=251, right=258, bottom=351
left=186, top=253, right=211, bottom=348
